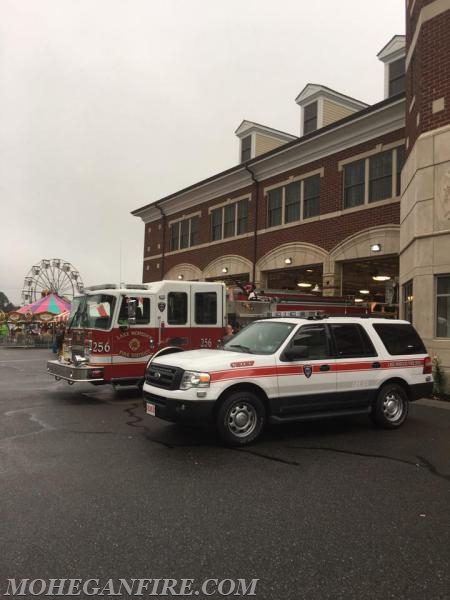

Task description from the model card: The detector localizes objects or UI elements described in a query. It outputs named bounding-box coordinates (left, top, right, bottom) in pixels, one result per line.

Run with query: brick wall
left=143, top=128, right=404, bottom=282
left=406, top=2, right=450, bottom=150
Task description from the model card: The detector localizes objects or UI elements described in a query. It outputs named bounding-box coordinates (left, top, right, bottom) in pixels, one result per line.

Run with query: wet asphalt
left=0, top=347, right=449, bottom=600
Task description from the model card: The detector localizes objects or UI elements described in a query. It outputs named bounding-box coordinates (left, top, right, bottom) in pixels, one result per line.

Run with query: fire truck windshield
left=68, top=294, right=116, bottom=330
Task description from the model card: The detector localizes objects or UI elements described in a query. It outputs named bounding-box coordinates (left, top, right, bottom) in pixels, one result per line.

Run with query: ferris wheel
left=21, top=259, right=84, bottom=304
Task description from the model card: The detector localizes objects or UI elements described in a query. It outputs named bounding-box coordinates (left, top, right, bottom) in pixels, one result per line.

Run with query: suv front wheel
left=371, top=382, right=409, bottom=429
left=216, top=391, right=266, bottom=446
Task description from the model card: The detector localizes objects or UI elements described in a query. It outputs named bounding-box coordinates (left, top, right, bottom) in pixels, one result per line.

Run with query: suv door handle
left=320, top=364, right=330, bottom=371
left=372, top=361, right=381, bottom=368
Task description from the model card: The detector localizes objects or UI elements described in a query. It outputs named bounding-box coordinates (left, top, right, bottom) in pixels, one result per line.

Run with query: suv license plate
left=146, top=403, right=156, bottom=416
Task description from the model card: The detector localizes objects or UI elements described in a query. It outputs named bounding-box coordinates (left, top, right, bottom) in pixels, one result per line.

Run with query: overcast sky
left=0, top=0, right=405, bottom=306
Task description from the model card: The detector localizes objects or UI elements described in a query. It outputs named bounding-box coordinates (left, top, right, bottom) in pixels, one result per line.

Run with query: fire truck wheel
left=370, top=382, right=409, bottom=429
left=216, top=391, right=265, bottom=446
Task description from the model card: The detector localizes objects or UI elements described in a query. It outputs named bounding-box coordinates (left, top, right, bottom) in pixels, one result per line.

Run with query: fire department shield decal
left=303, top=365, right=313, bottom=378
left=158, top=302, right=166, bottom=312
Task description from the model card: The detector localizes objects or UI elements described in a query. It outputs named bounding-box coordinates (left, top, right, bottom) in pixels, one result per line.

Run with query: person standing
left=222, top=324, right=234, bottom=345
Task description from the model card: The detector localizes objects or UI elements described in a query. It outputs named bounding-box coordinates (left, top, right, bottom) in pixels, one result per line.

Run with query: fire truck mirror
left=127, top=299, right=137, bottom=325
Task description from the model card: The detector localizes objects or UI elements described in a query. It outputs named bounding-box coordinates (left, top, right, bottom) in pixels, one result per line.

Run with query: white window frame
left=168, top=212, right=201, bottom=252
left=265, top=169, right=323, bottom=229
left=209, top=196, right=250, bottom=241
left=436, top=274, right=450, bottom=338
left=339, top=143, right=405, bottom=211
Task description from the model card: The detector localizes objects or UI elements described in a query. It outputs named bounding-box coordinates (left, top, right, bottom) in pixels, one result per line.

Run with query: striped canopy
left=17, top=293, right=71, bottom=316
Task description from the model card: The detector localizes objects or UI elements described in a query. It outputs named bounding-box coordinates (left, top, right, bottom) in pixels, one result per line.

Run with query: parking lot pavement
left=0, top=348, right=449, bottom=600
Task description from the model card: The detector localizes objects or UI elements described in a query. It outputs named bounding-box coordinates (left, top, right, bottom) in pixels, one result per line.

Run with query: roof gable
left=295, top=83, right=368, bottom=111
left=377, top=35, right=406, bottom=63
left=235, top=120, right=296, bottom=142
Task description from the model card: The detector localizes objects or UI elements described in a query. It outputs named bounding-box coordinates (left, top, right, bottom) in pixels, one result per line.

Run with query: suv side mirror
left=283, top=344, right=309, bottom=361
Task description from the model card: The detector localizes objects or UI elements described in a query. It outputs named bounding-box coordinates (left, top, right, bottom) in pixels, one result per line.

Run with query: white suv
left=143, top=317, right=433, bottom=446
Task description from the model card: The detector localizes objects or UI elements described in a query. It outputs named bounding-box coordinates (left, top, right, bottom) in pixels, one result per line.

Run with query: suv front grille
left=145, top=363, right=183, bottom=390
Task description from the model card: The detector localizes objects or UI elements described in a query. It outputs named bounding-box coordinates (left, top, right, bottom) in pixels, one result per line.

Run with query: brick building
left=132, top=0, right=450, bottom=389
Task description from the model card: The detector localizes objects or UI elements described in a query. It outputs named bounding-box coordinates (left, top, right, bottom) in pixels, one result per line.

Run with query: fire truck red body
left=46, top=280, right=368, bottom=388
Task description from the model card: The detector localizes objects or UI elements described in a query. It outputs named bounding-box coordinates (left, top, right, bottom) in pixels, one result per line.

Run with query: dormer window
left=377, top=35, right=406, bottom=99
left=296, top=84, right=368, bottom=137
left=235, top=121, right=297, bottom=162
left=241, top=135, right=252, bottom=162
left=303, top=102, right=318, bottom=135
left=389, top=57, right=405, bottom=96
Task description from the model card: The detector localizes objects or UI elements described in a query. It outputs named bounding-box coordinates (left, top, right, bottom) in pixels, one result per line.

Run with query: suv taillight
left=423, top=356, right=432, bottom=374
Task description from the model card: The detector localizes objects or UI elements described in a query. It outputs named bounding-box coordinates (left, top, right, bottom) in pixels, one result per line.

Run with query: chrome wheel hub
left=383, top=391, right=403, bottom=421
left=227, top=402, right=257, bottom=438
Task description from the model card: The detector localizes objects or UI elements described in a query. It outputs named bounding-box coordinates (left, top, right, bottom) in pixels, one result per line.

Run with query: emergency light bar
left=85, top=283, right=149, bottom=291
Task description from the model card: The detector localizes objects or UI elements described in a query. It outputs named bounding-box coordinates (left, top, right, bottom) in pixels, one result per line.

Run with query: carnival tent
left=16, top=293, right=71, bottom=316
left=52, top=310, right=71, bottom=323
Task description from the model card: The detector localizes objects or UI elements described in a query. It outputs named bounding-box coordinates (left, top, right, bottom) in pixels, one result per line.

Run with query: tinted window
left=373, top=323, right=426, bottom=355
left=331, top=324, right=377, bottom=358
left=195, top=292, right=217, bottom=325
left=291, top=324, right=329, bottom=359
left=168, top=292, right=188, bottom=325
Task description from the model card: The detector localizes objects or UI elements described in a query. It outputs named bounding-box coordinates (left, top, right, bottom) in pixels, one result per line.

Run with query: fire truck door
left=189, top=283, right=224, bottom=349
left=112, top=295, right=154, bottom=367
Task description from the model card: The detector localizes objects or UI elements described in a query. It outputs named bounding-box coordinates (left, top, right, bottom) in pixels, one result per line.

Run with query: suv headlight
left=180, top=370, right=211, bottom=390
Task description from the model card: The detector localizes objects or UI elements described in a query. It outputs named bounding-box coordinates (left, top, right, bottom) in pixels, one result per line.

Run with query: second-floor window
left=169, top=215, right=199, bottom=251
left=211, top=199, right=248, bottom=241
left=343, top=146, right=405, bottom=210
left=267, top=175, right=320, bottom=227
left=303, top=175, right=321, bottom=219
left=369, top=151, right=393, bottom=202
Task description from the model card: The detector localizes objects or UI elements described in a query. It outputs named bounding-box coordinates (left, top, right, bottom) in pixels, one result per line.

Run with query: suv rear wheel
left=371, top=383, right=409, bottom=429
left=216, top=391, right=265, bottom=446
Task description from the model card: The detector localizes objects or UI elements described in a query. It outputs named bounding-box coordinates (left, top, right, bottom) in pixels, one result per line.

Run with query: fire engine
left=46, top=280, right=368, bottom=389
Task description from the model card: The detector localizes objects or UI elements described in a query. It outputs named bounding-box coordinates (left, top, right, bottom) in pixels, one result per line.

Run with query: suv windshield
left=224, top=321, right=296, bottom=355
left=68, top=294, right=116, bottom=330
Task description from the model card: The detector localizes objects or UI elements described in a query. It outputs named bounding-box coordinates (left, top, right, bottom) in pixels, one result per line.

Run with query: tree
left=0, top=292, right=17, bottom=312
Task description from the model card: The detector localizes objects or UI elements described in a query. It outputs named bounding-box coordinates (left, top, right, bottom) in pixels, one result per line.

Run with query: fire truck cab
left=46, top=281, right=227, bottom=388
